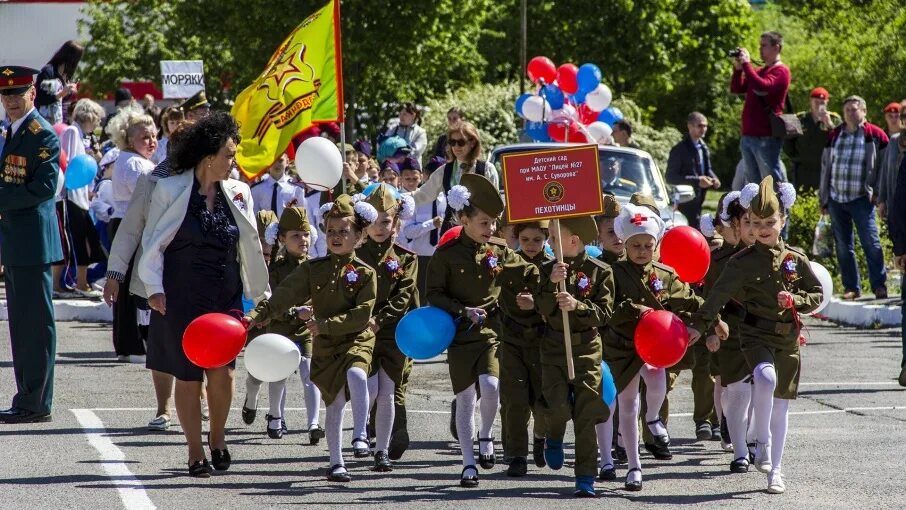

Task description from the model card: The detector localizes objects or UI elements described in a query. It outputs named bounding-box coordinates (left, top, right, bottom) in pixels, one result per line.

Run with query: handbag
left=759, top=94, right=802, bottom=139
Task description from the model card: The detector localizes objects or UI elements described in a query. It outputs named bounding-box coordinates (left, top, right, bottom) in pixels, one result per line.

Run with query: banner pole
left=550, top=218, right=576, bottom=381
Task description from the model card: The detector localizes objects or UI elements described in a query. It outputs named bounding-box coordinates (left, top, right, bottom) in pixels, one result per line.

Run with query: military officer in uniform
left=0, top=66, right=63, bottom=424
left=179, top=90, right=211, bottom=122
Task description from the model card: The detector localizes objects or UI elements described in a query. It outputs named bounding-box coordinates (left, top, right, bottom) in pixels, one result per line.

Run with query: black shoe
left=327, top=464, right=351, bottom=482
left=309, top=425, right=325, bottom=445
left=373, top=450, right=393, bottom=472
left=477, top=437, right=496, bottom=469
left=211, top=447, right=231, bottom=471
left=0, top=408, right=51, bottom=424
left=533, top=437, right=546, bottom=467
left=266, top=414, right=283, bottom=439
left=598, top=464, right=617, bottom=481
left=613, top=444, right=628, bottom=465
left=695, top=421, right=713, bottom=440
left=730, top=456, right=750, bottom=473
left=747, top=442, right=756, bottom=464
left=643, top=442, right=673, bottom=460
left=352, top=437, right=371, bottom=458
left=281, top=418, right=288, bottom=434
left=388, top=428, right=410, bottom=460
left=624, top=468, right=642, bottom=492
left=241, top=399, right=256, bottom=425
left=460, top=465, right=479, bottom=488
left=449, top=400, right=458, bottom=441
left=711, top=423, right=722, bottom=442
left=506, top=456, right=527, bottom=477
left=188, top=459, right=213, bottom=478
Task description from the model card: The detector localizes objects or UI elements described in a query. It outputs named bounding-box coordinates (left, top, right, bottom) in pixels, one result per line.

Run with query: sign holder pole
left=549, top=218, right=576, bottom=381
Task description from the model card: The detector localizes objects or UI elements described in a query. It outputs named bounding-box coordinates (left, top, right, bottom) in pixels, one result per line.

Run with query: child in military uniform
left=595, top=193, right=624, bottom=265
left=357, top=184, right=419, bottom=471
left=690, top=176, right=823, bottom=494
left=538, top=216, right=614, bottom=498
left=498, top=220, right=549, bottom=476
left=246, top=194, right=379, bottom=483
left=426, top=174, right=534, bottom=488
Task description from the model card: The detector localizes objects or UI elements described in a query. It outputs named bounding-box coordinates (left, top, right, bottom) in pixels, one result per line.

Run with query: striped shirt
left=830, top=125, right=867, bottom=202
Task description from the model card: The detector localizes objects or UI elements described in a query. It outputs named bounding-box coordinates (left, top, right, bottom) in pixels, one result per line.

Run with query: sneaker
left=841, top=290, right=860, bottom=300
left=753, top=441, right=772, bottom=473
left=574, top=475, right=596, bottom=497
left=533, top=437, right=546, bottom=467
left=695, top=422, right=712, bottom=440
left=544, top=439, right=564, bottom=470
left=767, top=469, right=785, bottom=494
left=711, top=423, right=722, bottom=442
left=147, top=414, right=170, bottom=431
left=74, top=287, right=103, bottom=299
left=53, top=289, right=80, bottom=299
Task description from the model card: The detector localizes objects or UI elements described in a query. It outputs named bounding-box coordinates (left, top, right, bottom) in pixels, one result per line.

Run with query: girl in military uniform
left=498, top=220, right=549, bottom=477
left=538, top=216, right=614, bottom=497
left=690, top=176, right=823, bottom=494
left=426, top=174, right=533, bottom=488
left=357, top=184, right=418, bottom=471
left=246, top=194, right=379, bottom=483
left=603, top=203, right=709, bottom=491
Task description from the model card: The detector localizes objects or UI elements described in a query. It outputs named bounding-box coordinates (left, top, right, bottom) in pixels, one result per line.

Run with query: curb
left=0, top=299, right=113, bottom=323
left=820, top=298, right=901, bottom=328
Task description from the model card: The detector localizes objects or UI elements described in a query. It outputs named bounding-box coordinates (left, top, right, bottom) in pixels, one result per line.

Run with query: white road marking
left=71, top=409, right=156, bottom=510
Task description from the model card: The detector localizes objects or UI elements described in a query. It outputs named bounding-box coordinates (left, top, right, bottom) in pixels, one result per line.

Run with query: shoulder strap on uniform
left=586, top=257, right=611, bottom=271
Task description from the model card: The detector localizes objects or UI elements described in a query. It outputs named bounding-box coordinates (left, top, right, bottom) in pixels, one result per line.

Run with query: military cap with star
left=179, top=90, right=210, bottom=111
left=278, top=206, right=310, bottom=233
left=599, top=192, right=622, bottom=219
left=448, top=173, right=504, bottom=217
left=364, top=183, right=402, bottom=215
left=0, top=66, right=38, bottom=94
left=629, top=192, right=660, bottom=216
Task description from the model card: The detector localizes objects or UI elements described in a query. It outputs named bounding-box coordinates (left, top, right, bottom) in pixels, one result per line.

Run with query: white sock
left=639, top=364, right=668, bottom=437
left=713, top=376, right=724, bottom=426
left=299, top=356, right=321, bottom=428
left=724, top=380, right=753, bottom=461
left=326, top=393, right=346, bottom=468
left=268, top=379, right=286, bottom=419
left=752, top=362, right=778, bottom=465
left=617, top=373, right=642, bottom=472
left=596, top=417, right=614, bottom=468
left=347, top=367, right=369, bottom=445
left=478, top=374, right=500, bottom=456
left=770, top=398, right=790, bottom=472
left=455, top=384, right=478, bottom=468
left=375, top=369, right=396, bottom=452
left=245, top=374, right=262, bottom=409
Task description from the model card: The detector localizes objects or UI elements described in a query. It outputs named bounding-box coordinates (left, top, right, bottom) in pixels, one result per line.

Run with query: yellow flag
left=232, top=0, right=343, bottom=179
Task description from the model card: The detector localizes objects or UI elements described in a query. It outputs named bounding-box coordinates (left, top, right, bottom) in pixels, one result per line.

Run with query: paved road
left=0, top=319, right=904, bottom=509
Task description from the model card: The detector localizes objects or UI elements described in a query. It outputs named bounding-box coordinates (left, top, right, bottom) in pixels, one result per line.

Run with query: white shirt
left=250, top=173, right=307, bottom=218
left=59, top=123, right=92, bottom=210
left=400, top=188, right=446, bottom=256
left=112, top=150, right=155, bottom=219
left=410, top=160, right=499, bottom=206
left=8, top=108, right=34, bottom=137
left=91, top=179, right=114, bottom=223
left=303, top=191, right=327, bottom=258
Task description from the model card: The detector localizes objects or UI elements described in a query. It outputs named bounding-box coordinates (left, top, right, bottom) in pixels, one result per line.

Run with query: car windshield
left=598, top=150, right=663, bottom=202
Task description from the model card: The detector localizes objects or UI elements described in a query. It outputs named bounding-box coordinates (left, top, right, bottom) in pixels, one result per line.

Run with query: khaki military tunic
left=703, top=243, right=751, bottom=386
left=265, top=253, right=313, bottom=355
left=249, top=252, right=377, bottom=405
left=426, top=234, right=531, bottom=394
left=537, top=250, right=614, bottom=477
left=693, top=241, right=823, bottom=399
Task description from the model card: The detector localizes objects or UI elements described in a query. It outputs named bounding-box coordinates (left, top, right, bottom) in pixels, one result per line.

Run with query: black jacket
left=665, top=136, right=716, bottom=189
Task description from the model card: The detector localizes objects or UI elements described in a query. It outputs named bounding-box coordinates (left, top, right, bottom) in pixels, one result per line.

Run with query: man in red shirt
left=730, top=32, right=791, bottom=186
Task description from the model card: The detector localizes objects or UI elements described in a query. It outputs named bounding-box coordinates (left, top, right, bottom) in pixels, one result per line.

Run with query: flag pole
left=334, top=0, right=346, bottom=195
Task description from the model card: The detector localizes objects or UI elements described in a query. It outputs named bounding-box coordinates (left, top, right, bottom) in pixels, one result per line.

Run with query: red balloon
left=52, top=123, right=66, bottom=137
left=634, top=310, right=689, bottom=368
left=182, top=313, right=247, bottom=369
left=659, top=226, right=711, bottom=283
left=577, top=104, right=599, bottom=125
left=557, top=63, right=579, bottom=95
left=527, top=56, right=557, bottom=84
left=565, top=123, right=588, bottom=143
left=547, top=122, right=568, bottom=142
left=438, top=225, right=462, bottom=247
left=59, top=149, right=68, bottom=172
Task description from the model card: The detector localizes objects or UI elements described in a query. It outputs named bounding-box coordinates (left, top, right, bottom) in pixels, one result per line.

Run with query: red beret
left=809, top=87, right=829, bottom=100
left=883, top=102, right=901, bottom=114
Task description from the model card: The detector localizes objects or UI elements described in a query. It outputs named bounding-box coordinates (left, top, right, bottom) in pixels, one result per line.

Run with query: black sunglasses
left=448, top=138, right=469, bottom=147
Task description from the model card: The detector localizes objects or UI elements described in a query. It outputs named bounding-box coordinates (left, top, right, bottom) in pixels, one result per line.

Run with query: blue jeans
left=740, top=136, right=784, bottom=184
left=827, top=196, right=887, bottom=293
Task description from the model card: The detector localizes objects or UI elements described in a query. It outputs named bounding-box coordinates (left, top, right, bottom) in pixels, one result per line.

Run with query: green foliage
left=611, top=98, right=682, bottom=170
left=420, top=82, right=521, bottom=154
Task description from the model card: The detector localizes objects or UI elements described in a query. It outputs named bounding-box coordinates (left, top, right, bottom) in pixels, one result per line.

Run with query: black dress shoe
left=506, top=456, right=527, bottom=477
left=695, top=421, right=713, bottom=440
left=533, top=437, right=546, bottom=467
left=211, top=447, right=231, bottom=471
left=373, top=450, right=393, bottom=472
left=643, top=442, right=673, bottom=460
left=624, top=468, right=642, bottom=492
left=477, top=437, right=496, bottom=469
left=388, top=428, right=410, bottom=460
left=613, top=444, right=628, bottom=465
left=460, top=465, right=479, bottom=488
left=598, top=464, right=616, bottom=481
left=188, top=459, right=213, bottom=478
left=711, top=423, right=722, bottom=442
left=730, top=456, right=749, bottom=473
left=241, top=399, right=256, bottom=425
left=352, top=437, right=371, bottom=458
left=266, top=414, right=283, bottom=439
left=327, top=464, right=351, bottom=482
left=0, top=408, right=51, bottom=424
left=309, top=425, right=325, bottom=445
left=449, top=400, right=458, bottom=441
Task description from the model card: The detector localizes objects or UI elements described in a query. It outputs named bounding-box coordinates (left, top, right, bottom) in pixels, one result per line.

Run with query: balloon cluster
left=516, top=57, right=625, bottom=144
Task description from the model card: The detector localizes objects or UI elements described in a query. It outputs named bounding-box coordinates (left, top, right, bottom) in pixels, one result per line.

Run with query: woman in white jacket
left=139, top=112, right=268, bottom=477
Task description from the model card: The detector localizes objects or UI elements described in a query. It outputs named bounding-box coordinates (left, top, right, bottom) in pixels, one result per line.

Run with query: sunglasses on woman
left=448, top=137, right=470, bottom=147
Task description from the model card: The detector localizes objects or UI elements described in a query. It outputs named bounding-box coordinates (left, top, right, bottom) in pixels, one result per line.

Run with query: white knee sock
left=639, top=365, right=668, bottom=437
left=326, top=394, right=347, bottom=468
left=245, top=374, right=262, bottom=409
left=724, top=380, right=753, bottom=461
left=617, top=373, right=642, bottom=473
left=477, top=374, right=500, bottom=456
left=713, top=376, right=724, bottom=424
left=375, top=369, right=396, bottom=452
left=346, top=367, right=369, bottom=444
left=752, top=362, right=778, bottom=464
left=597, top=416, right=614, bottom=468
left=268, top=379, right=287, bottom=422
left=455, top=384, right=478, bottom=468
left=770, top=398, right=790, bottom=472
left=298, top=357, right=321, bottom=428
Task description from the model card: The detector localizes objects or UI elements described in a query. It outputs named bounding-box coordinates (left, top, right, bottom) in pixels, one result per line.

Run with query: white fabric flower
left=778, top=182, right=797, bottom=211
left=399, top=194, right=415, bottom=220
left=351, top=193, right=367, bottom=204
left=308, top=223, right=319, bottom=248
left=354, top=201, right=379, bottom=224
left=264, top=221, right=279, bottom=246
left=447, top=185, right=471, bottom=211
left=319, top=202, right=334, bottom=217
left=718, top=191, right=741, bottom=222
left=699, top=214, right=715, bottom=238
left=739, top=183, right=759, bottom=209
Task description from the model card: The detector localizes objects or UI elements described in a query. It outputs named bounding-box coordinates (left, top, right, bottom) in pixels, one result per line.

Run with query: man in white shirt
left=398, top=164, right=445, bottom=297
left=250, top=153, right=306, bottom=218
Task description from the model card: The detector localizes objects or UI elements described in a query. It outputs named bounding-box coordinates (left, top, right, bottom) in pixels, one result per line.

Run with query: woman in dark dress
left=138, top=113, right=269, bottom=477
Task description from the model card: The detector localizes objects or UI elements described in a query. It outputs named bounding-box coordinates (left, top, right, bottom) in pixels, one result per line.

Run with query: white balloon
left=808, top=261, right=833, bottom=315
left=586, top=83, right=613, bottom=112
left=244, top=333, right=302, bottom=383
left=586, top=121, right=613, bottom=145
left=551, top=104, right=578, bottom=123
left=294, top=136, right=343, bottom=191
left=522, top=95, right=552, bottom=122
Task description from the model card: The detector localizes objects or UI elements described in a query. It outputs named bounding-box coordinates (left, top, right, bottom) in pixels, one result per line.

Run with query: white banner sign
left=160, top=60, right=205, bottom=99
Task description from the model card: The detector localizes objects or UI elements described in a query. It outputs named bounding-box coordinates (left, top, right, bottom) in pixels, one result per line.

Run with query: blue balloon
left=524, top=121, right=552, bottom=142
left=515, top=93, right=532, bottom=117
left=396, top=306, right=456, bottom=360
left=601, top=361, right=617, bottom=407
left=64, top=154, right=98, bottom=190
left=597, top=106, right=624, bottom=127
left=242, top=296, right=255, bottom=314
left=585, top=245, right=602, bottom=258
left=571, top=90, right=588, bottom=105
left=544, top=243, right=555, bottom=258
left=577, top=63, right=603, bottom=93
left=541, top=84, right=565, bottom=110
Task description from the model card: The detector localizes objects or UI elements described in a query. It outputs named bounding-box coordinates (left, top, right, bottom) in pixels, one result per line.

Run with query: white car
left=488, top=143, right=696, bottom=227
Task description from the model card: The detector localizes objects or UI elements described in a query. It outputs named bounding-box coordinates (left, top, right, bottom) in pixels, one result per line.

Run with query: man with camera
left=730, top=31, right=791, bottom=185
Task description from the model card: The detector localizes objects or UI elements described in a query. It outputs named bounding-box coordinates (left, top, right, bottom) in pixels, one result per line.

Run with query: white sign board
left=160, top=60, right=205, bottom=99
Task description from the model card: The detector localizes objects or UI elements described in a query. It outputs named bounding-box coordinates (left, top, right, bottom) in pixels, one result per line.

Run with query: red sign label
left=500, top=145, right=603, bottom=223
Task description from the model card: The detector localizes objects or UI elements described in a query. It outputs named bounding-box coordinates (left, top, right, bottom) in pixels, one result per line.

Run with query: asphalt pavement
left=0, top=319, right=904, bottom=509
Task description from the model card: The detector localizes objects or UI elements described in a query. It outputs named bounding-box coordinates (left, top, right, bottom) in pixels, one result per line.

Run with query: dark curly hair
left=170, top=111, right=240, bottom=174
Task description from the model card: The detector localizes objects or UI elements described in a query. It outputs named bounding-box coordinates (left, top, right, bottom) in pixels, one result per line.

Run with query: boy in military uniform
left=595, top=193, right=624, bottom=265
left=498, top=219, right=549, bottom=476
left=0, top=66, right=63, bottom=424
left=690, top=176, right=823, bottom=494
left=426, top=174, right=534, bottom=488
left=357, top=184, right=419, bottom=471
left=246, top=194, right=379, bottom=483
left=537, top=216, right=614, bottom=498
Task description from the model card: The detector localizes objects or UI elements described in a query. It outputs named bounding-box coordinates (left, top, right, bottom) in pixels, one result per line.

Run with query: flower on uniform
left=232, top=193, right=246, bottom=211
left=648, top=272, right=666, bottom=300
left=343, top=264, right=361, bottom=290
left=483, top=249, right=502, bottom=277
left=384, top=256, right=404, bottom=279
left=782, top=254, right=798, bottom=282
left=576, top=271, right=591, bottom=298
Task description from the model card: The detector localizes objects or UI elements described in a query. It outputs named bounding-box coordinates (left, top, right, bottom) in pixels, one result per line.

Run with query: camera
left=728, top=49, right=742, bottom=58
